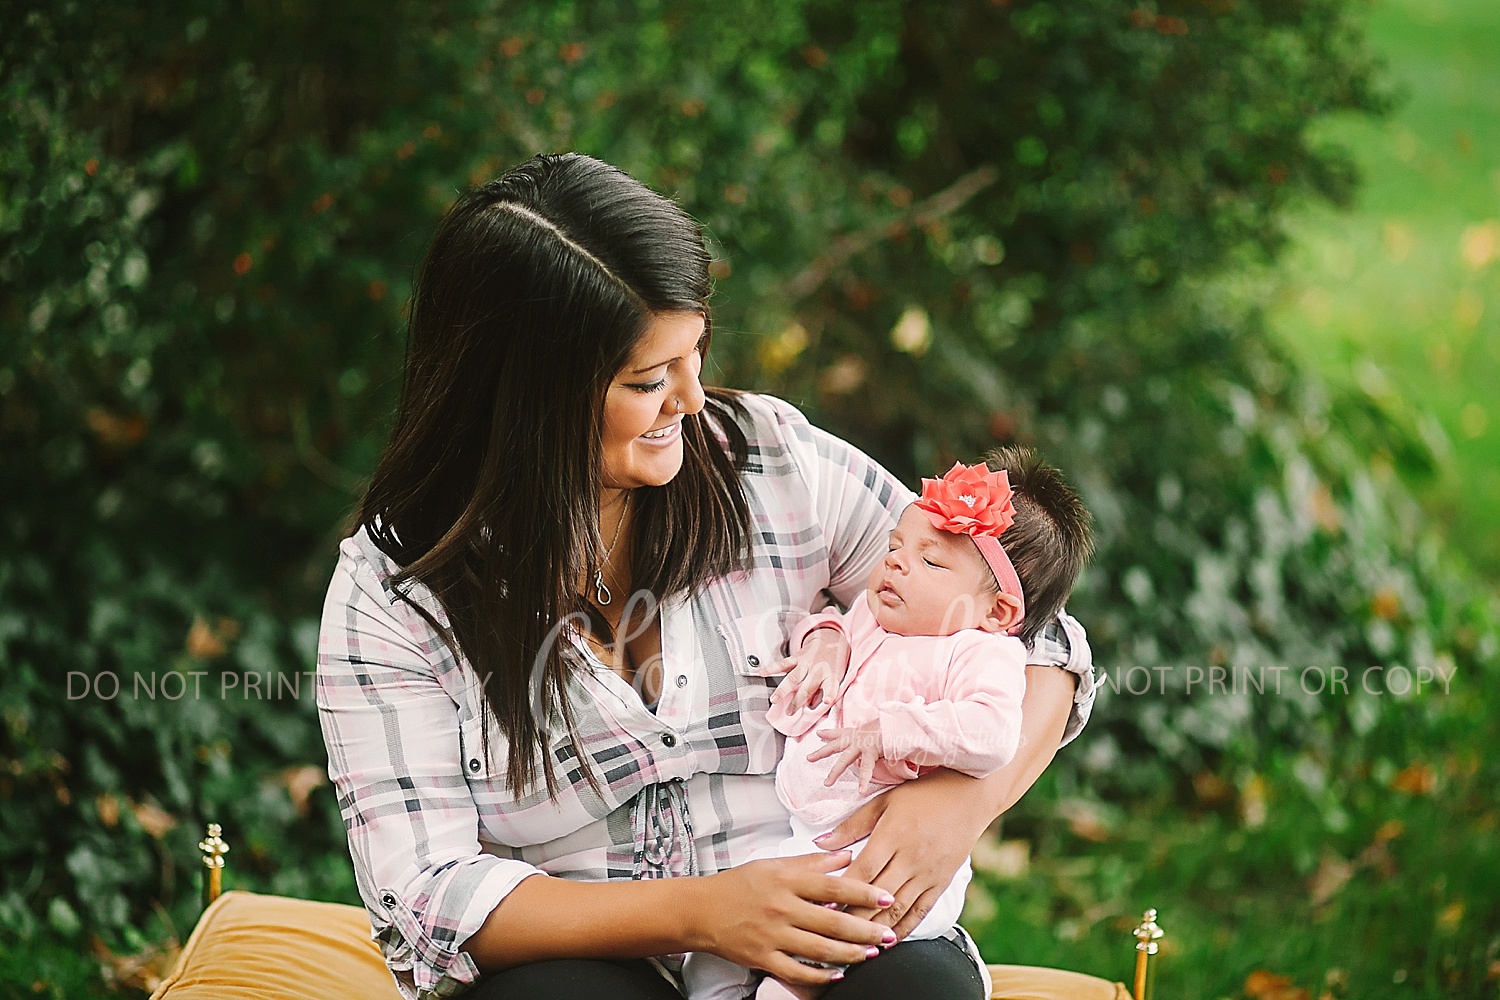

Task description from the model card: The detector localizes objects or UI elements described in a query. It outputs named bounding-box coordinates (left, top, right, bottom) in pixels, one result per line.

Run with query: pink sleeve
left=876, top=634, right=1027, bottom=778
left=789, top=608, right=848, bottom=654
left=768, top=608, right=853, bottom=738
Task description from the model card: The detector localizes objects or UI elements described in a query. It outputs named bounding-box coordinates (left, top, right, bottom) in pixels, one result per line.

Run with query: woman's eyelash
left=629, top=379, right=667, bottom=393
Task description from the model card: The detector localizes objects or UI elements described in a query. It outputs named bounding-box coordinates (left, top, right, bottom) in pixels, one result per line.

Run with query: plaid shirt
left=316, top=394, right=1097, bottom=999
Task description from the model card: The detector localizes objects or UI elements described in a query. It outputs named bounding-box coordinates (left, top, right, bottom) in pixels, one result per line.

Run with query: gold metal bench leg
left=1131, top=908, right=1163, bottom=1000
left=199, top=823, right=229, bottom=908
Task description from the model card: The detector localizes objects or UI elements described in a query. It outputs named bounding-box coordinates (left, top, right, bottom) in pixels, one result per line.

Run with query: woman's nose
left=673, top=366, right=706, bottom=415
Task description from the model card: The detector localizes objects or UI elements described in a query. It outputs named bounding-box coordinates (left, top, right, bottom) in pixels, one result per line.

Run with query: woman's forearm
left=971, top=662, right=1076, bottom=819
left=462, top=871, right=714, bottom=971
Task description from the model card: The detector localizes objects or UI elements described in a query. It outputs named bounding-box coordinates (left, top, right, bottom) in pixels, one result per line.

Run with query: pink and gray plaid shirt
left=316, top=394, right=1097, bottom=999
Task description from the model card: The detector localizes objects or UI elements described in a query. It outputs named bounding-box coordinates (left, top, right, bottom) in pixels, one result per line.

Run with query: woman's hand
left=691, top=851, right=897, bottom=986
left=771, top=626, right=850, bottom=713
left=813, top=770, right=992, bottom=941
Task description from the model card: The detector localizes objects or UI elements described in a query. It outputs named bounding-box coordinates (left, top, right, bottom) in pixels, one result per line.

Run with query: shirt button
left=660, top=732, right=677, bottom=748
left=381, top=892, right=396, bottom=907
left=746, top=654, right=760, bottom=668
left=675, top=675, right=688, bottom=688
left=468, top=758, right=481, bottom=773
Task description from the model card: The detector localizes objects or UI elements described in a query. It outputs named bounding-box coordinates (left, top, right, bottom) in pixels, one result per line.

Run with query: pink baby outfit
left=681, top=596, right=1025, bottom=1000
left=770, top=594, right=1028, bottom=831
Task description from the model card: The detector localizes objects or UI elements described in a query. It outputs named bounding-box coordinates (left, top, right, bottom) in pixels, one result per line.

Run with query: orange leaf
left=1245, top=970, right=1310, bottom=1000
left=96, top=793, right=120, bottom=828
left=1391, top=762, right=1436, bottom=795
left=185, top=616, right=227, bottom=659
left=129, top=798, right=177, bottom=839
left=1309, top=852, right=1352, bottom=908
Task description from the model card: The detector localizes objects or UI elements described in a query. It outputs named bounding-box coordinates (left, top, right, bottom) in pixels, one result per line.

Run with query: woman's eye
left=629, top=379, right=667, bottom=393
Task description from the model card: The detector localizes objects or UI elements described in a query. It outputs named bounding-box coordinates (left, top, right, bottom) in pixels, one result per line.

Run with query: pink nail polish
left=881, top=929, right=897, bottom=945
left=876, top=892, right=895, bottom=907
left=829, top=970, right=845, bottom=981
left=865, top=946, right=880, bottom=959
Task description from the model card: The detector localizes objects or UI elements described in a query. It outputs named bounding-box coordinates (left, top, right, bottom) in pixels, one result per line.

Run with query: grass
left=1269, top=0, right=1500, bottom=581
left=967, top=710, right=1500, bottom=998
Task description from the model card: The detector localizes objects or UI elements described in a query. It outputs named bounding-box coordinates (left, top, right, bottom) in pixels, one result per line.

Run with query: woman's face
left=601, top=310, right=707, bottom=492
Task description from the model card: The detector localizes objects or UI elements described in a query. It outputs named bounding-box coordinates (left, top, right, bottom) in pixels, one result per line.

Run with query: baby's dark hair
left=981, top=446, right=1093, bottom=644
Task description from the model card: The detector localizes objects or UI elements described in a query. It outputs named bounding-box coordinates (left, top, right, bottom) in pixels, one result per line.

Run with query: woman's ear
left=978, top=591, right=1024, bottom=634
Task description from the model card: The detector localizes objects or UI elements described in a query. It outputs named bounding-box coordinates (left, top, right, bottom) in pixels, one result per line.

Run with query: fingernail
left=876, top=892, right=895, bottom=907
left=881, top=929, right=897, bottom=945
left=814, top=832, right=833, bottom=844
left=865, top=946, right=880, bottom=959
left=828, top=970, right=844, bottom=981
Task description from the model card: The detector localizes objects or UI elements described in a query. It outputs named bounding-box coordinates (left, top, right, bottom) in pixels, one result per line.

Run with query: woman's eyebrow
left=628, top=328, right=707, bottom=374
left=628, top=355, right=678, bottom=375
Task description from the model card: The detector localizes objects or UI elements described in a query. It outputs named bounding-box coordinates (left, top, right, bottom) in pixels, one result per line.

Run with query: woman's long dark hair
left=358, top=153, right=751, bottom=795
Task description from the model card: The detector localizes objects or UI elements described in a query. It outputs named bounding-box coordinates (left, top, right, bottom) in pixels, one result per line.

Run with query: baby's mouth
left=876, top=582, right=902, bottom=604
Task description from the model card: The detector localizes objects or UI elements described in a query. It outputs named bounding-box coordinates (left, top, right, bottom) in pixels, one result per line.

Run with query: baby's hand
left=770, top=629, right=848, bottom=713
left=807, top=721, right=884, bottom=794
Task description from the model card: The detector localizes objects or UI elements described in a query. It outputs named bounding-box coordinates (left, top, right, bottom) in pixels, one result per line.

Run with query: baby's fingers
left=856, top=750, right=877, bottom=795
left=823, top=746, right=862, bottom=786
left=805, top=738, right=846, bottom=763
left=817, top=673, right=838, bottom=709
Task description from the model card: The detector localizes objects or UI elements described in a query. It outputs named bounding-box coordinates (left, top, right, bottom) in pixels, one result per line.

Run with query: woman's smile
left=638, top=417, right=683, bottom=445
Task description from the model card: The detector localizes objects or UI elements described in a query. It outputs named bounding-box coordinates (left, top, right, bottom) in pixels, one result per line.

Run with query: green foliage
left=2, top=0, right=1496, bottom=994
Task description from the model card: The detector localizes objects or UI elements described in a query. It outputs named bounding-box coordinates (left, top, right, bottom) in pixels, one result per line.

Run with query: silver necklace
left=594, top=493, right=630, bottom=606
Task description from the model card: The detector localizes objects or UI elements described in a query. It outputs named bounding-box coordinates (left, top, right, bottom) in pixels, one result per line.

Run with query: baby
left=683, top=447, right=1094, bottom=1000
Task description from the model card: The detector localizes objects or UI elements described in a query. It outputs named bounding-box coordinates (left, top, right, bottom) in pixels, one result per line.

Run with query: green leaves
left=0, top=1, right=1494, bottom=989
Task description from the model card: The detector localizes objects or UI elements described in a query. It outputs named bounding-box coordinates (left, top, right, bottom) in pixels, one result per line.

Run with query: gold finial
left=1133, top=908, right=1163, bottom=954
left=1131, top=908, right=1164, bottom=1000
left=199, top=823, right=229, bottom=906
left=199, top=823, right=229, bottom=868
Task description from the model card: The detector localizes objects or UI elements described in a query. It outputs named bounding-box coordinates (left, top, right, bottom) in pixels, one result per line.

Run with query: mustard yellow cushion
left=987, top=963, right=1130, bottom=1000
left=151, top=889, right=1127, bottom=1000
left=150, top=891, right=401, bottom=1000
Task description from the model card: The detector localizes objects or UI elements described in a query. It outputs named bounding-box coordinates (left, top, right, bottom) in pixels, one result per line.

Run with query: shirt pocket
left=459, top=707, right=623, bottom=842
left=458, top=715, right=498, bottom=783
left=718, top=609, right=801, bottom=677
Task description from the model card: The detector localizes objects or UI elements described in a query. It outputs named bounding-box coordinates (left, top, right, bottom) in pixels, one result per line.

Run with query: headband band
left=911, top=461, right=1026, bottom=635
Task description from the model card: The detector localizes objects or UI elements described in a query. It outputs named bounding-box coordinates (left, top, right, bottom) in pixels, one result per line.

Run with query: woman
left=317, top=153, right=1096, bottom=1000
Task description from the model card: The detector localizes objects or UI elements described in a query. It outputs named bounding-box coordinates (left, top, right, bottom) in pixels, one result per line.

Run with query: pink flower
left=913, top=462, right=1016, bottom=539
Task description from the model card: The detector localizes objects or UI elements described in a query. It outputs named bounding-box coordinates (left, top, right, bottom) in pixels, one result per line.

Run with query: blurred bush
left=2, top=0, right=1496, bottom=979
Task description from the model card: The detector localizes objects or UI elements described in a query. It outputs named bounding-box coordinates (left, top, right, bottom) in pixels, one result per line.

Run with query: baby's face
left=866, top=506, right=1005, bottom=637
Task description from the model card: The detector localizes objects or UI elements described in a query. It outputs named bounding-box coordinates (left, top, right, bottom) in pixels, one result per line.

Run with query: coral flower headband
left=912, top=461, right=1026, bottom=634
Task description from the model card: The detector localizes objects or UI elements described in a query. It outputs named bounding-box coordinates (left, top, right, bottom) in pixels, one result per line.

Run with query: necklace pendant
left=594, top=570, right=612, bottom=606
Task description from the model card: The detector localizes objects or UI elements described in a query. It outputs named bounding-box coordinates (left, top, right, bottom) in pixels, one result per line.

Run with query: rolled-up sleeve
left=1026, top=609, right=1096, bottom=747
left=317, top=549, right=541, bottom=999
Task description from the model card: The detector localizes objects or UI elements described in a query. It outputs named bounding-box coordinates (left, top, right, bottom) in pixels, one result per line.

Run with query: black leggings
left=463, top=935, right=987, bottom=1000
